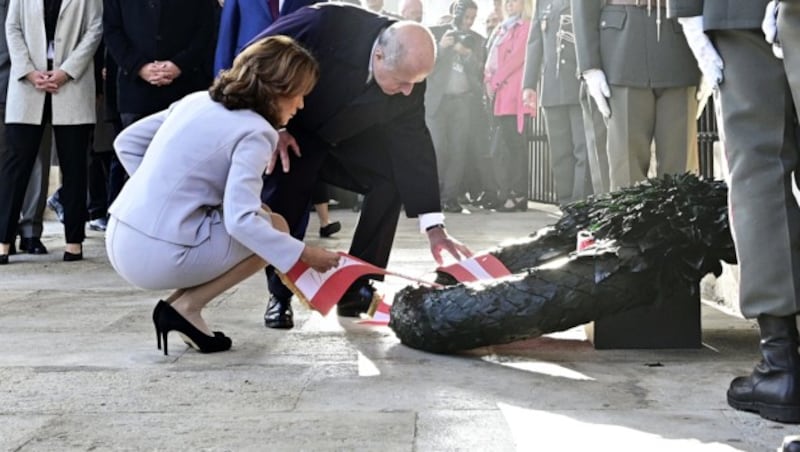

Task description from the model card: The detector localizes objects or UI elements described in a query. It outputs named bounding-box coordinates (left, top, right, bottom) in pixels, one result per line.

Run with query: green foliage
left=558, top=173, right=736, bottom=288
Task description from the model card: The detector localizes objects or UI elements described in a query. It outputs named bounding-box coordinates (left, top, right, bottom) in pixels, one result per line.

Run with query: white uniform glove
left=678, top=16, right=724, bottom=87
left=763, top=0, right=784, bottom=59
left=582, top=69, right=611, bottom=119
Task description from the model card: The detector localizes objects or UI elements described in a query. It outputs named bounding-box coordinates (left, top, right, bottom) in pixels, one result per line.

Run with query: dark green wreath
left=391, top=173, right=737, bottom=353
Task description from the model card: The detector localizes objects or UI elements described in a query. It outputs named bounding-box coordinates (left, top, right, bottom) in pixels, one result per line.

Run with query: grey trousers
left=542, top=104, right=591, bottom=204
left=712, top=29, right=800, bottom=318
left=606, top=85, right=697, bottom=190
left=427, top=95, right=472, bottom=202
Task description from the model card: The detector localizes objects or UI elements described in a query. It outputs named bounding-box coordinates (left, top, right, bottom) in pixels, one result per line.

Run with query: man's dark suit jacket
left=103, top=0, right=215, bottom=115
left=251, top=3, right=441, bottom=217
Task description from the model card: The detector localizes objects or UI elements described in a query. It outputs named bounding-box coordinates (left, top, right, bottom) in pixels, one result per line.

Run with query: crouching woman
left=106, top=36, right=340, bottom=355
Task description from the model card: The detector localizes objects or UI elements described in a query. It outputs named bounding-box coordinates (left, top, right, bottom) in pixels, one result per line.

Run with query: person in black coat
left=251, top=3, right=472, bottom=328
left=102, top=0, right=215, bottom=128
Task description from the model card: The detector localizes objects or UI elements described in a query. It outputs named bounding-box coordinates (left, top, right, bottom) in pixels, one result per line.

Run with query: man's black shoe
left=782, top=436, right=800, bottom=452
left=19, top=237, right=48, bottom=254
left=264, top=296, right=294, bottom=329
left=337, top=283, right=375, bottom=317
left=319, top=221, right=341, bottom=238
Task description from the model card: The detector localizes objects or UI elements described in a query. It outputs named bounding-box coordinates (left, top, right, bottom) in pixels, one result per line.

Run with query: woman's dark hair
left=209, top=35, right=319, bottom=127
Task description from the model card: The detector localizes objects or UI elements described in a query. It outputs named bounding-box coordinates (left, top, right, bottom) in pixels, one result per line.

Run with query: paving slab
left=0, top=206, right=796, bottom=451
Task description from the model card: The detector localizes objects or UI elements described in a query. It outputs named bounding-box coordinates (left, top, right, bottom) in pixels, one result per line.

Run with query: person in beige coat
left=0, top=0, right=103, bottom=264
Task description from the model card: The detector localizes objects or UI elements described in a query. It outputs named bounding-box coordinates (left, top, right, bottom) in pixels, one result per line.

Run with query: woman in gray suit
left=106, top=37, right=340, bottom=355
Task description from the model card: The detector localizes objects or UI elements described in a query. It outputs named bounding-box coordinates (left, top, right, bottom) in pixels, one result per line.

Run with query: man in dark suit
left=668, top=0, right=800, bottom=427
left=103, top=0, right=216, bottom=129
left=251, top=3, right=472, bottom=328
left=523, top=0, right=591, bottom=205
left=213, top=0, right=322, bottom=75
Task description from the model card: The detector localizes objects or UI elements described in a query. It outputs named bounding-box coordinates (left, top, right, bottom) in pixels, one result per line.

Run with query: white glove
left=582, top=69, right=611, bottom=119
left=763, top=0, right=784, bottom=59
left=678, top=16, right=724, bottom=87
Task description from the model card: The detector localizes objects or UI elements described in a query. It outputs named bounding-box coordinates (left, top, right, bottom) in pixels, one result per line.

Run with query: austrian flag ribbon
left=436, top=253, right=512, bottom=282
left=277, top=252, right=437, bottom=316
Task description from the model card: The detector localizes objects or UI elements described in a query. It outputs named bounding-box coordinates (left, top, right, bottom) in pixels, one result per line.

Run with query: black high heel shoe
left=152, top=300, right=232, bottom=355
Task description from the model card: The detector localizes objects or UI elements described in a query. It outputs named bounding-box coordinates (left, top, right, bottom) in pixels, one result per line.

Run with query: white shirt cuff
left=419, top=212, right=445, bottom=233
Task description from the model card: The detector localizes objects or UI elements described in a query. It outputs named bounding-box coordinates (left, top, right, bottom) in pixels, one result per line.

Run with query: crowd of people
left=0, top=1, right=800, bottom=448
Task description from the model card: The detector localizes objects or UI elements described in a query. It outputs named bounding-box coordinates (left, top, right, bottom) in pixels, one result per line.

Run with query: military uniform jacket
left=666, top=0, right=769, bottom=29
left=523, top=0, right=580, bottom=107
left=571, top=0, right=700, bottom=88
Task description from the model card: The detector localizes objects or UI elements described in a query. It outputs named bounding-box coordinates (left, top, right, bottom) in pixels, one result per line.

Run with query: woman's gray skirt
left=106, top=215, right=253, bottom=290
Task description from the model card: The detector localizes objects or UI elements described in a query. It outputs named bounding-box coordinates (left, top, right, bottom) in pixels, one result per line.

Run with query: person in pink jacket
left=484, top=0, right=535, bottom=212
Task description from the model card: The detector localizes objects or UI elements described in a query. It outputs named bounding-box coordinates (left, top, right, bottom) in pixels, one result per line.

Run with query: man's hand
left=439, top=31, right=456, bottom=49
left=153, top=60, right=182, bottom=85
left=300, top=246, right=341, bottom=273
left=678, top=16, right=724, bottom=86
left=522, top=88, right=536, bottom=108
left=138, top=62, right=161, bottom=84
left=266, top=129, right=301, bottom=174
left=582, top=69, right=611, bottom=118
left=426, top=226, right=473, bottom=265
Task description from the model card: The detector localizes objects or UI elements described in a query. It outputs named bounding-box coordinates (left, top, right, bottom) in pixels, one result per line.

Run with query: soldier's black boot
left=728, top=314, right=800, bottom=423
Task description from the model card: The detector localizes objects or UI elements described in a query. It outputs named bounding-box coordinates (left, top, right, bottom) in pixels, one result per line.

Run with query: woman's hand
left=25, top=71, right=54, bottom=92
left=300, top=246, right=341, bottom=273
left=44, top=69, right=70, bottom=94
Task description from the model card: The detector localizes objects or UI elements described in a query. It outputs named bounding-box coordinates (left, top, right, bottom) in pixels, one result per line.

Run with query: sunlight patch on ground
left=357, top=350, right=381, bottom=377
left=481, top=356, right=594, bottom=381
left=498, top=403, right=742, bottom=452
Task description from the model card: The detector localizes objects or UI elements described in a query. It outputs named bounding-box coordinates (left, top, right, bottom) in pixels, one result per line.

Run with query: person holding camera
left=425, top=0, right=487, bottom=213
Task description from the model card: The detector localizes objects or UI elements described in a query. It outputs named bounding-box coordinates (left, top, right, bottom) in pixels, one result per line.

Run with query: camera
left=450, top=31, right=476, bottom=49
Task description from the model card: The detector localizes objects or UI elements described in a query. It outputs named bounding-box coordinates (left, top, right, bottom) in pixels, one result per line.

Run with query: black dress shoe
left=19, top=237, right=48, bottom=254
left=0, top=254, right=7, bottom=265
left=8, top=242, right=16, bottom=256
left=337, top=283, right=375, bottom=317
left=319, top=221, right=341, bottom=238
left=63, top=250, right=83, bottom=262
left=783, top=436, right=800, bottom=452
left=264, top=296, right=294, bottom=329
left=778, top=435, right=800, bottom=452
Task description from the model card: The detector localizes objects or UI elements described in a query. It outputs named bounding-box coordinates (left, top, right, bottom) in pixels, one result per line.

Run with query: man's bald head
left=372, top=21, right=436, bottom=96
left=399, top=0, right=423, bottom=22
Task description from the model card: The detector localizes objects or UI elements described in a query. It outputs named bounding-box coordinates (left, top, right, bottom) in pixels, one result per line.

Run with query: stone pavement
left=0, top=203, right=795, bottom=451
